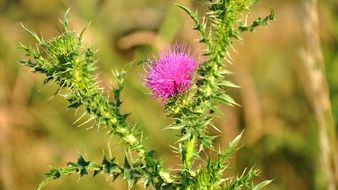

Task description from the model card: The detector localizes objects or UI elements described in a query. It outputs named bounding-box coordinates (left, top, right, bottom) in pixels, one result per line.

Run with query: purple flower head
left=145, top=46, right=198, bottom=101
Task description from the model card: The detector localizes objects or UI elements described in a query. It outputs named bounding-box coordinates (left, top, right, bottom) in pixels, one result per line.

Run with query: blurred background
left=0, top=0, right=337, bottom=189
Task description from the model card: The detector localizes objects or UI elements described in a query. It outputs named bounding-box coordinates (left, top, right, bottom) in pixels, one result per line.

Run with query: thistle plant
left=145, top=46, right=198, bottom=101
left=19, top=1, right=274, bottom=189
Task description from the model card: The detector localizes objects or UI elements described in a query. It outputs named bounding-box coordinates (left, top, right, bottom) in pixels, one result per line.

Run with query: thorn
left=20, top=23, right=42, bottom=43
left=77, top=116, right=95, bottom=128
left=73, top=111, right=87, bottom=125
left=224, top=56, right=234, bottom=65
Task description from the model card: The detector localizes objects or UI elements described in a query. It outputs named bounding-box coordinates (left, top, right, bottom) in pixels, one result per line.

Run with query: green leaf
left=219, top=81, right=240, bottom=88
left=36, top=177, right=54, bottom=190
left=63, top=8, right=71, bottom=31
left=215, top=94, right=239, bottom=106
left=77, top=155, right=90, bottom=177
left=222, top=131, right=243, bottom=157
left=252, top=180, right=273, bottom=190
left=36, top=167, right=61, bottom=190
left=20, top=23, right=42, bottom=43
left=175, top=3, right=193, bottom=17
left=177, top=133, right=191, bottom=143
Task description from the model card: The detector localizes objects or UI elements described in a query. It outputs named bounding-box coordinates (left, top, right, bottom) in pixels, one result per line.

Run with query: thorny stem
left=19, top=17, right=171, bottom=188
left=183, top=136, right=196, bottom=170
left=75, top=82, right=146, bottom=157
left=182, top=136, right=196, bottom=190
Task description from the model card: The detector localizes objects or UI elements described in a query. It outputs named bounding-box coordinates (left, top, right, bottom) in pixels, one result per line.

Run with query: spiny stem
left=20, top=18, right=171, bottom=188
left=183, top=135, right=196, bottom=170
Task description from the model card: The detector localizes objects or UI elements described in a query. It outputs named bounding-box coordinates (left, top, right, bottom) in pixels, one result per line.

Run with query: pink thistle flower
left=145, top=46, right=198, bottom=101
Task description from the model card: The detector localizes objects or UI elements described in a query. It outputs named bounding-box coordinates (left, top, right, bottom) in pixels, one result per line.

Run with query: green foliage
left=36, top=155, right=123, bottom=190
left=19, top=0, right=274, bottom=189
left=169, top=1, right=274, bottom=188
left=20, top=10, right=171, bottom=189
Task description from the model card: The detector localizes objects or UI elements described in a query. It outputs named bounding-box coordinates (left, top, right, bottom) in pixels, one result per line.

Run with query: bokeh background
left=0, top=0, right=337, bottom=189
